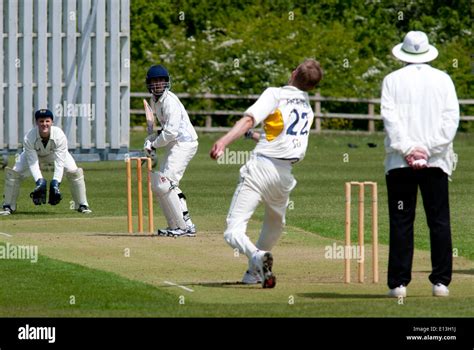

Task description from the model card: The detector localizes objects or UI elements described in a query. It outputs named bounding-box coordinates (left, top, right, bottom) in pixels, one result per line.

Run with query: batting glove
left=144, top=139, right=156, bottom=153
left=145, top=134, right=156, bottom=143
left=145, top=129, right=162, bottom=143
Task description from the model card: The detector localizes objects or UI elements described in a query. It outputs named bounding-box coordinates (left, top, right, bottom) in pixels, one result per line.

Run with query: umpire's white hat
left=392, top=31, right=438, bottom=63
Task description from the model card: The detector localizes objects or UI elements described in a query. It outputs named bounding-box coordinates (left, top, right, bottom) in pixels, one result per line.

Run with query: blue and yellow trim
left=263, top=109, right=284, bottom=141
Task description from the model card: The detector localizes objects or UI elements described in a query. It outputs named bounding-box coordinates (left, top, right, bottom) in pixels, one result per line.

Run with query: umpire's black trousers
left=386, top=167, right=452, bottom=289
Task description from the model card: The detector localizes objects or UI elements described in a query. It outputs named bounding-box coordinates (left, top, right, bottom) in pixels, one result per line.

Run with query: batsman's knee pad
left=156, top=180, right=173, bottom=197
left=3, top=168, right=22, bottom=210
left=65, top=168, right=89, bottom=208
left=151, top=172, right=170, bottom=197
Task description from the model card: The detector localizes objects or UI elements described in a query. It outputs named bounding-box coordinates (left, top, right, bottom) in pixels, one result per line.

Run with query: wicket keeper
left=1, top=109, right=91, bottom=215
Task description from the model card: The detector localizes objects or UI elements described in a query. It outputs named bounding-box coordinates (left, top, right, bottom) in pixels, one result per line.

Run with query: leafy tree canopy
left=130, top=0, right=473, bottom=130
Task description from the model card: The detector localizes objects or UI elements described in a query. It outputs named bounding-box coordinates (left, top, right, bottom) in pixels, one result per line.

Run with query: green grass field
left=0, top=132, right=473, bottom=317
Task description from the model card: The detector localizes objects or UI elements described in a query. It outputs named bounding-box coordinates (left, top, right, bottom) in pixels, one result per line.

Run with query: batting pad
left=3, top=167, right=22, bottom=210
left=65, top=168, right=89, bottom=209
left=151, top=172, right=187, bottom=229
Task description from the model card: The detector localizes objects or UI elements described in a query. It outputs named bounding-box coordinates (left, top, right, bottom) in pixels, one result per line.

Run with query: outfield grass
left=0, top=132, right=473, bottom=317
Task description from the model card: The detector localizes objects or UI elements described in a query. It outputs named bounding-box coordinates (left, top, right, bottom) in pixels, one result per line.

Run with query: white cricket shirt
left=381, top=64, right=459, bottom=175
left=245, top=86, right=314, bottom=162
left=23, top=126, right=68, bottom=182
left=150, top=90, right=198, bottom=148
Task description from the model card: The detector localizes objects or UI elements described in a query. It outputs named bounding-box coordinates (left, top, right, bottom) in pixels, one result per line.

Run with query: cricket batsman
left=143, top=65, right=198, bottom=237
left=210, top=59, right=323, bottom=288
left=0, top=109, right=91, bottom=215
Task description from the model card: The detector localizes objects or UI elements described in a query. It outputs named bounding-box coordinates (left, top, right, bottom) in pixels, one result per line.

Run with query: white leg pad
left=151, top=172, right=186, bottom=229
left=65, top=168, right=89, bottom=209
left=3, top=167, right=22, bottom=210
left=151, top=172, right=175, bottom=228
left=175, top=187, right=193, bottom=226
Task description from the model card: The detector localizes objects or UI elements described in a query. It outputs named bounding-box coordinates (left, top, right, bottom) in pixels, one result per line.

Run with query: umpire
left=381, top=31, right=459, bottom=298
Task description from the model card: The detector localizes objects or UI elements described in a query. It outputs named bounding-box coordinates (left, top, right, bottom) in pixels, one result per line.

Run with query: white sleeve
left=24, top=131, right=43, bottom=182
left=426, top=77, right=459, bottom=156
left=53, top=130, right=68, bottom=182
left=152, top=99, right=179, bottom=148
left=381, top=77, right=415, bottom=156
left=244, top=88, right=279, bottom=127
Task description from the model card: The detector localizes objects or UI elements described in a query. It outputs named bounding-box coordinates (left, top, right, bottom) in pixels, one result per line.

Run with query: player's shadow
left=298, top=292, right=387, bottom=299
left=90, top=233, right=155, bottom=238
left=186, top=281, right=257, bottom=289
left=419, top=269, right=474, bottom=276
left=14, top=211, right=59, bottom=216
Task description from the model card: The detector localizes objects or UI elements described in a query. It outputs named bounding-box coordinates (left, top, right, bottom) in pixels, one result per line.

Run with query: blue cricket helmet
left=146, top=65, right=171, bottom=97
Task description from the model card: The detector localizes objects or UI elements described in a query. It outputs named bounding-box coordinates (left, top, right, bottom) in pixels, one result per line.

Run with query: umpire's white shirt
left=381, top=64, right=459, bottom=175
left=23, top=126, right=69, bottom=182
left=150, top=90, right=198, bottom=148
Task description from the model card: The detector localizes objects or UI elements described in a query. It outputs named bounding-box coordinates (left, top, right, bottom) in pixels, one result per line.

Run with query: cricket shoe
left=432, top=283, right=449, bottom=297
left=77, top=205, right=92, bottom=214
left=157, top=227, right=172, bottom=236
left=242, top=269, right=262, bottom=284
left=186, top=224, right=197, bottom=235
left=388, top=285, right=407, bottom=298
left=166, top=227, right=196, bottom=237
left=0, top=205, right=13, bottom=216
left=252, top=250, right=276, bottom=288
left=156, top=226, right=195, bottom=237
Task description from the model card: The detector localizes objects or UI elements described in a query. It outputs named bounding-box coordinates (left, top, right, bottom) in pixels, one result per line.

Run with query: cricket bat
left=143, top=99, right=154, bottom=135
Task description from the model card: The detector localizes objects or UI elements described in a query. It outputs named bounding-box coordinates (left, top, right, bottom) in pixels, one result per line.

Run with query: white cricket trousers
left=224, top=154, right=297, bottom=259
left=13, top=151, right=79, bottom=177
left=158, top=140, right=198, bottom=183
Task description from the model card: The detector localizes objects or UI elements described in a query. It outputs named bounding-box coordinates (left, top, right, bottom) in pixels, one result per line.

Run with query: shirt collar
left=158, top=89, right=169, bottom=103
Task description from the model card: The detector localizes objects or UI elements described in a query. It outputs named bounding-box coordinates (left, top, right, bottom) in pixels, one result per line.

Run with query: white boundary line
left=0, top=232, right=12, bottom=237
left=163, top=281, right=194, bottom=292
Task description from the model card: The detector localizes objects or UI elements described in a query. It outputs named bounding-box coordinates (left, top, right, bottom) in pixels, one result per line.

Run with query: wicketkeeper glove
left=48, top=179, right=62, bottom=205
left=30, top=178, right=47, bottom=205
